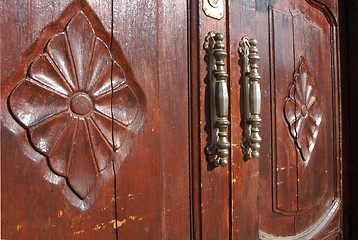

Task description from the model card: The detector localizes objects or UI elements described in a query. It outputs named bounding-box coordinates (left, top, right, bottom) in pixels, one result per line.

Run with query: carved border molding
left=259, top=198, right=340, bottom=240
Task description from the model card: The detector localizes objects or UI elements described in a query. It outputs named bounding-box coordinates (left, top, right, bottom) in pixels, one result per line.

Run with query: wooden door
left=1, top=1, right=190, bottom=239
left=193, top=0, right=342, bottom=239
left=1, top=0, right=343, bottom=239
left=228, top=0, right=342, bottom=239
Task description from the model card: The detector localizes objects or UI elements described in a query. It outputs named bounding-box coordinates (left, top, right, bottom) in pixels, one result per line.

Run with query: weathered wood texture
left=196, top=1, right=230, bottom=239
left=1, top=0, right=190, bottom=239
left=1, top=2, right=118, bottom=239
left=1, top=0, right=344, bottom=239
left=111, top=0, right=190, bottom=239
left=229, top=1, right=261, bottom=239
left=256, top=0, right=342, bottom=239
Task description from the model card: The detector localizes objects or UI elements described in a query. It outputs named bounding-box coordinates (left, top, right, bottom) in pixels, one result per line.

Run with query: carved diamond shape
left=8, top=12, right=144, bottom=206
left=283, top=57, right=322, bottom=165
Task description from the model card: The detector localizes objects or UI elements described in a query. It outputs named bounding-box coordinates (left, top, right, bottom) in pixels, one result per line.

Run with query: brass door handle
left=204, top=32, right=230, bottom=167
left=239, top=37, right=262, bottom=159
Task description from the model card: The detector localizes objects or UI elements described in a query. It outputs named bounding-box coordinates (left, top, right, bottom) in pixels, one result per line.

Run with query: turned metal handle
left=204, top=32, right=230, bottom=167
left=239, top=37, right=262, bottom=159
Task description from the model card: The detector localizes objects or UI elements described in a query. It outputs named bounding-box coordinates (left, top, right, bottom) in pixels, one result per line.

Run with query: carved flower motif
left=283, top=57, right=322, bottom=165
left=9, top=12, right=144, bottom=200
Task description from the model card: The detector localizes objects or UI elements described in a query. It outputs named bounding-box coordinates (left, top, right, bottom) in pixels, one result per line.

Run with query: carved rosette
left=283, top=57, right=322, bottom=165
left=8, top=12, right=144, bottom=204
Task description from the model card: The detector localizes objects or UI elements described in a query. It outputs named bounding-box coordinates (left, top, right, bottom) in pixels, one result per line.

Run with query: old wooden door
left=192, top=0, right=342, bottom=239
left=1, top=0, right=343, bottom=239
left=228, top=0, right=342, bottom=239
left=1, top=0, right=191, bottom=239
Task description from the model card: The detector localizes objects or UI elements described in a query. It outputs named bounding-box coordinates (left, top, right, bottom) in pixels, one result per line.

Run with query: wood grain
left=111, top=0, right=190, bottom=239
left=255, top=0, right=342, bottom=238
left=196, top=1, right=230, bottom=239
left=1, top=2, right=119, bottom=238
left=229, top=1, right=261, bottom=239
left=1, top=0, right=190, bottom=239
left=1, top=0, right=345, bottom=239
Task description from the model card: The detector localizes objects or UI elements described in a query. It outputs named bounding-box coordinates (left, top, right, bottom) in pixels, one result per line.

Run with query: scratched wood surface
left=242, top=0, right=342, bottom=239
left=1, top=2, right=117, bottom=239
left=194, top=1, right=230, bottom=239
left=110, top=0, right=190, bottom=239
left=1, top=0, right=190, bottom=239
left=227, top=0, right=341, bottom=238
left=228, top=1, right=260, bottom=239
left=1, top=0, right=345, bottom=239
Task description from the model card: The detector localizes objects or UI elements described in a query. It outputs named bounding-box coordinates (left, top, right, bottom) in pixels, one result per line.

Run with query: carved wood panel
left=259, top=0, right=341, bottom=238
left=284, top=57, right=322, bottom=165
left=2, top=0, right=191, bottom=238
left=8, top=11, right=145, bottom=209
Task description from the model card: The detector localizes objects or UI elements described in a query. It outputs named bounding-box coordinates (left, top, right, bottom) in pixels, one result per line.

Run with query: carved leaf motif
left=283, top=57, right=322, bottom=165
left=9, top=12, right=144, bottom=202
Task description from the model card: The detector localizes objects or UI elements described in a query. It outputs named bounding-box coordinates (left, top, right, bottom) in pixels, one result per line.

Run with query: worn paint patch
left=58, top=210, right=63, bottom=217
left=129, top=216, right=136, bottom=221
left=93, top=222, right=105, bottom=231
left=163, top=208, right=171, bottom=215
left=73, top=230, right=84, bottom=235
left=16, top=225, right=22, bottom=231
left=118, top=219, right=126, bottom=227
left=110, top=219, right=126, bottom=229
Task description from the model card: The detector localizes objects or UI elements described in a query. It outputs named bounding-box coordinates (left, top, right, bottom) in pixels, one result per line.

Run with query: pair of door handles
left=205, top=32, right=261, bottom=167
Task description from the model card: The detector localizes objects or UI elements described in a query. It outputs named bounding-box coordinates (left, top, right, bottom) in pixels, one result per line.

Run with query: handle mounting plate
left=203, top=0, right=224, bottom=20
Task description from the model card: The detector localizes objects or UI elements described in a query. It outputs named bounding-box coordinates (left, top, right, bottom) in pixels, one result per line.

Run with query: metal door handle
left=204, top=32, right=230, bottom=167
left=239, top=37, right=262, bottom=159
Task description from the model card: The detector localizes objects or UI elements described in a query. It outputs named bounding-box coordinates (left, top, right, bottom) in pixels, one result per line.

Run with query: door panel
left=1, top=0, right=343, bottom=239
left=1, top=1, right=190, bottom=239
left=196, top=2, right=231, bottom=239
left=253, top=0, right=342, bottom=238
left=111, top=1, right=190, bottom=238
left=228, top=0, right=341, bottom=238
left=229, top=1, right=262, bottom=239
left=1, top=3, right=117, bottom=239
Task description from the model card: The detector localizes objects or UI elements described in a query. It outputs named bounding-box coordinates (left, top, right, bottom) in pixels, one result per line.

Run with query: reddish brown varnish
left=1, top=0, right=343, bottom=239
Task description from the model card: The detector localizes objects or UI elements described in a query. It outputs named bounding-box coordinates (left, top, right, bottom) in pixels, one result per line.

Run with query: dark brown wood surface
left=1, top=0, right=345, bottom=239
left=191, top=0, right=341, bottom=239
left=227, top=0, right=342, bottom=238
left=196, top=1, right=230, bottom=239
left=1, top=0, right=190, bottom=239
left=229, top=1, right=261, bottom=239
left=1, top=3, right=118, bottom=239
left=251, top=0, right=342, bottom=239
left=110, top=0, right=190, bottom=239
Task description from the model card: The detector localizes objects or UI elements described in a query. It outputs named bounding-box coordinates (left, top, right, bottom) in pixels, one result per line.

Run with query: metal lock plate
left=203, top=0, right=224, bottom=20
